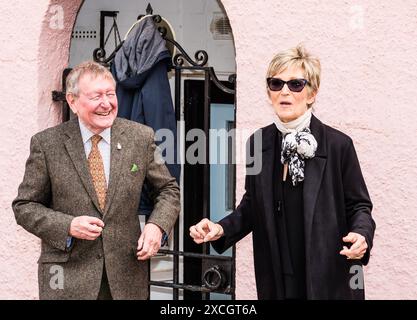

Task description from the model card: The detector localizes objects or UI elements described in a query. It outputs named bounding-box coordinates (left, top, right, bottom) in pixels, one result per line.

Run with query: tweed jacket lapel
left=103, top=118, right=126, bottom=216
left=63, top=118, right=102, bottom=213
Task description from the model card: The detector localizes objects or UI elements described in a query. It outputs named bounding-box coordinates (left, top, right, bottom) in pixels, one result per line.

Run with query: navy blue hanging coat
left=112, top=16, right=180, bottom=215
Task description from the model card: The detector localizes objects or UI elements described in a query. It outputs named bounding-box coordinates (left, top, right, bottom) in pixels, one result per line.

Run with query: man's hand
left=189, top=218, right=224, bottom=244
left=69, top=216, right=104, bottom=240
left=340, top=232, right=368, bottom=260
left=137, top=223, right=163, bottom=260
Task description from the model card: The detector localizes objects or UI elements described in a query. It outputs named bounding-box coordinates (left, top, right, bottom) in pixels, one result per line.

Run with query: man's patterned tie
left=88, top=135, right=107, bottom=211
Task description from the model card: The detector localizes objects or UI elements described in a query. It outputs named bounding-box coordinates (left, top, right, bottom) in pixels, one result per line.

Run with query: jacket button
left=96, top=254, right=103, bottom=259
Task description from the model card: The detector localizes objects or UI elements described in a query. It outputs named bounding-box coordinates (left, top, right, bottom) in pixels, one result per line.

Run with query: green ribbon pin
left=131, top=163, right=138, bottom=173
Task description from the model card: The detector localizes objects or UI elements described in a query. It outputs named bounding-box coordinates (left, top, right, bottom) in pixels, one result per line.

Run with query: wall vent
left=210, top=13, right=232, bottom=40
left=72, top=29, right=97, bottom=39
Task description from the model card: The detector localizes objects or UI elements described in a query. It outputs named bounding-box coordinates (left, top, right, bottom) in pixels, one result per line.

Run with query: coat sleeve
left=342, top=139, right=376, bottom=265
left=145, top=129, right=180, bottom=236
left=12, top=135, right=74, bottom=252
left=211, top=173, right=254, bottom=254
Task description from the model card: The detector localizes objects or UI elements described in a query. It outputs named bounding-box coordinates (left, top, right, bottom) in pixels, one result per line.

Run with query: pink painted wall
left=221, top=0, right=417, bottom=299
left=0, top=0, right=82, bottom=299
left=1, top=0, right=416, bottom=299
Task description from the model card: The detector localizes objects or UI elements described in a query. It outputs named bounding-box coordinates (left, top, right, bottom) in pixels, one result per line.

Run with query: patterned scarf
left=274, top=110, right=318, bottom=186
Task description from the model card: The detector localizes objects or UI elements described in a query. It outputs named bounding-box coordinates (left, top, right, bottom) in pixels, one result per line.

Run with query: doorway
left=66, top=0, right=236, bottom=300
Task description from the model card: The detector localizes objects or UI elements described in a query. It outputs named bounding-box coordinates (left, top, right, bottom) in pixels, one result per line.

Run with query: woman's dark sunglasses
left=266, top=78, right=308, bottom=92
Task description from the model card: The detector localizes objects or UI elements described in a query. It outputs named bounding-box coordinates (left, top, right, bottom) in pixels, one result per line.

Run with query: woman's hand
left=189, top=218, right=224, bottom=244
left=340, top=232, right=368, bottom=260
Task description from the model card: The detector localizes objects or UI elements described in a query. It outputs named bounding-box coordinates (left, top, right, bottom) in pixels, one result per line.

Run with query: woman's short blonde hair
left=266, top=44, right=321, bottom=108
left=66, top=61, right=115, bottom=96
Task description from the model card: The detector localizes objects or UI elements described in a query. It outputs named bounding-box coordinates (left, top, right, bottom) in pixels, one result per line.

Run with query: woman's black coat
left=212, top=115, right=376, bottom=299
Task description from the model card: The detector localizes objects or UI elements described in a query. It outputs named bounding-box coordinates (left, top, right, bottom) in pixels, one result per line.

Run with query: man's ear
left=66, top=93, right=77, bottom=114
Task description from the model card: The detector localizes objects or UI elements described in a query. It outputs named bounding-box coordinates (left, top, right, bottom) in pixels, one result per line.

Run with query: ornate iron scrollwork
left=158, top=26, right=167, bottom=38
left=93, top=47, right=106, bottom=64
left=202, top=265, right=227, bottom=291
left=165, top=38, right=209, bottom=67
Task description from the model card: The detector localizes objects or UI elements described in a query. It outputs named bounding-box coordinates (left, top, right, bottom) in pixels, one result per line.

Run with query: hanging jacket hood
left=114, top=16, right=171, bottom=83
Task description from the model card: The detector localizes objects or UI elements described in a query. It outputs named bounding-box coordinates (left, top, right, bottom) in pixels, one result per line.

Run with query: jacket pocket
left=37, top=251, right=71, bottom=263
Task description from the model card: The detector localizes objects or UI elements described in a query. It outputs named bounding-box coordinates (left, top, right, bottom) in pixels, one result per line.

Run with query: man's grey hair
left=66, top=61, right=116, bottom=96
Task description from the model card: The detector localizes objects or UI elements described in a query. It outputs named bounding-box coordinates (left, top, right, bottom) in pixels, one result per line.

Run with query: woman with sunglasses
left=189, top=45, right=375, bottom=300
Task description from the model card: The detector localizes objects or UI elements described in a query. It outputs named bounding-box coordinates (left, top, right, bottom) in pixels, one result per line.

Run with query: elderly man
left=12, top=61, right=180, bottom=300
